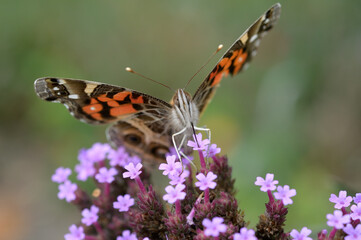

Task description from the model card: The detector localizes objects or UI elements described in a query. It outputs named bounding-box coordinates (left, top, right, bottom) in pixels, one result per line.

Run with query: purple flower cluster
left=51, top=135, right=361, bottom=240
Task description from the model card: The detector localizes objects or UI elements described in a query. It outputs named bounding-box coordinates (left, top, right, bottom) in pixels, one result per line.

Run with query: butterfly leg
left=172, top=127, right=187, bottom=163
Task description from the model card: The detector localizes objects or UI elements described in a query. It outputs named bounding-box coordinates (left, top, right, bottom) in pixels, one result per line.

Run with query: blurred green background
left=1, top=0, right=361, bottom=239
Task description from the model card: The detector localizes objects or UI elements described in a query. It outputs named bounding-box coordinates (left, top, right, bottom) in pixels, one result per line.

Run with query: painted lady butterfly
left=34, top=4, right=281, bottom=165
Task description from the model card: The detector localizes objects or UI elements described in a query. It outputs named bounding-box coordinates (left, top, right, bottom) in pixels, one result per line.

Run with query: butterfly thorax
left=169, top=89, right=199, bottom=133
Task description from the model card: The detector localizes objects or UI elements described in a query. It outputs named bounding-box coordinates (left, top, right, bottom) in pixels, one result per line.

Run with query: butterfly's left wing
left=193, top=3, right=281, bottom=114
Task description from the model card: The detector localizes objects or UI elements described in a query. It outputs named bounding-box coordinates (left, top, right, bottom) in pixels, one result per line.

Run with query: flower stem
left=94, top=221, right=104, bottom=237
left=198, top=149, right=206, bottom=171
left=135, top=176, right=147, bottom=195
left=267, top=190, right=274, bottom=203
left=204, top=189, right=210, bottom=203
left=104, top=183, right=110, bottom=197
left=329, top=227, right=337, bottom=239
left=175, top=200, right=181, bottom=215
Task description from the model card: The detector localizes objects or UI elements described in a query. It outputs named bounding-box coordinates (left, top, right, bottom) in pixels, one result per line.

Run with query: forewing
left=34, top=77, right=171, bottom=132
left=193, top=3, right=281, bottom=113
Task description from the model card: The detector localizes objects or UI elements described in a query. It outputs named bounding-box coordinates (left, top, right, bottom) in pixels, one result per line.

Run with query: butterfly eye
left=150, top=146, right=169, bottom=159
left=124, top=133, right=142, bottom=146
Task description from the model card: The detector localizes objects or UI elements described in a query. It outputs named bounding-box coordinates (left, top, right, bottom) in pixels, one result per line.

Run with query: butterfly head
left=170, top=89, right=199, bottom=132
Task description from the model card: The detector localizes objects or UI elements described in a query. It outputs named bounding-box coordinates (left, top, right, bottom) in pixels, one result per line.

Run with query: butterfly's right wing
left=193, top=3, right=281, bottom=114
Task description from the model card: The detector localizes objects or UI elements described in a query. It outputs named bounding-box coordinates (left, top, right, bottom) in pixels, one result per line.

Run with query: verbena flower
left=50, top=140, right=361, bottom=239
left=113, top=194, right=135, bottom=212
left=58, top=180, right=77, bottom=202
left=233, top=227, right=257, bottom=240
left=123, top=162, right=142, bottom=179
left=187, top=132, right=210, bottom=151
left=64, top=224, right=85, bottom=240
left=51, top=167, right=71, bottom=183
left=159, top=155, right=182, bottom=176
left=116, top=230, right=137, bottom=240
left=343, top=224, right=361, bottom=240
left=202, top=217, right=227, bottom=237
left=195, top=171, right=217, bottom=190
left=290, top=227, right=312, bottom=240
left=353, top=193, right=361, bottom=204
left=163, top=183, right=186, bottom=204
left=274, top=185, right=297, bottom=206
left=95, top=167, right=117, bottom=183
left=329, top=190, right=353, bottom=209
left=81, top=205, right=99, bottom=226
left=326, top=210, right=351, bottom=229
left=254, top=173, right=278, bottom=192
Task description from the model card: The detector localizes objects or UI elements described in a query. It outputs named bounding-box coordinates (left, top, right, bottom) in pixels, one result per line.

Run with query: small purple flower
left=350, top=203, right=361, bottom=221
left=254, top=173, right=278, bottom=192
left=202, top=217, right=227, bottom=237
left=163, top=184, right=186, bottom=204
left=343, top=224, right=361, bottom=240
left=159, top=155, right=182, bottom=176
left=195, top=172, right=217, bottom=191
left=123, top=163, right=142, bottom=179
left=326, top=210, right=350, bottom=229
left=86, top=142, right=111, bottom=163
left=187, top=133, right=210, bottom=151
left=125, top=155, right=142, bottom=166
left=75, top=161, right=95, bottom=181
left=116, top=230, right=137, bottom=240
left=169, top=170, right=189, bottom=186
left=274, top=185, right=296, bottom=205
left=113, top=194, right=135, bottom=212
left=58, top=180, right=77, bottom=202
left=108, top=147, right=129, bottom=167
left=354, top=193, right=361, bottom=204
left=51, top=167, right=71, bottom=183
left=203, top=143, right=221, bottom=158
left=290, top=227, right=312, bottom=240
left=329, top=190, right=353, bottom=209
left=64, top=224, right=85, bottom=240
left=233, top=227, right=257, bottom=240
left=95, top=167, right=117, bottom=183
left=81, top=205, right=99, bottom=226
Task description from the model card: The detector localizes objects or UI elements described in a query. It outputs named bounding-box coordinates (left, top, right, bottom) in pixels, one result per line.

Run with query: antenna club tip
left=217, top=44, right=224, bottom=50
left=125, top=67, right=133, bottom=72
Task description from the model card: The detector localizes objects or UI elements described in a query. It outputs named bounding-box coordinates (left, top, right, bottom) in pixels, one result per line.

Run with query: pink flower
left=81, top=205, right=99, bottom=226
left=113, top=194, right=135, bottom=212
left=233, top=227, right=257, bottom=240
left=95, top=167, right=117, bottom=183
left=64, top=224, right=84, bottom=240
left=326, top=210, right=350, bottom=229
left=169, top=170, right=189, bottom=186
left=255, top=173, right=278, bottom=192
left=163, top=184, right=186, bottom=204
left=51, top=167, right=71, bottom=183
left=343, top=224, right=361, bottom=240
left=203, top=143, right=221, bottom=158
left=350, top=203, right=361, bottom=221
left=202, top=217, right=227, bottom=237
left=159, top=155, right=182, bottom=176
left=116, top=230, right=137, bottom=240
left=290, top=227, right=312, bottom=240
left=58, top=180, right=77, bottom=202
left=329, top=190, right=353, bottom=209
left=195, top=172, right=217, bottom=191
left=123, top=163, right=142, bottom=179
left=187, top=133, right=210, bottom=151
left=274, top=185, right=296, bottom=205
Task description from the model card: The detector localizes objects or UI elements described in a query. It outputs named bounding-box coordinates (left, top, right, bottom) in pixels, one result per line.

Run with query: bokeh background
left=1, top=0, right=361, bottom=239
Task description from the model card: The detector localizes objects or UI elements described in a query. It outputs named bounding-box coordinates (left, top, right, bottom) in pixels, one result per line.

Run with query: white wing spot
left=249, top=34, right=258, bottom=43
left=57, top=92, right=61, bottom=96
left=53, top=87, right=59, bottom=91
left=68, top=94, right=79, bottom=99
left=90, top=106, right=96, bottom=111
left=264, top=18, right=270, bottom=24
left=238, top=56, right=244, bottom=62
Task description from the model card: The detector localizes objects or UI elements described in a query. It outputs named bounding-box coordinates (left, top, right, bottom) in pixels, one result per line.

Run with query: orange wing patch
left=110, top=104, right=138, bottom=117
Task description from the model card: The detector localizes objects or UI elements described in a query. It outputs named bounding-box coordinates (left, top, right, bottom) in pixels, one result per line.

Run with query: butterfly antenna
left=184, top=44, right=223, bottom=90
left=125, top=67, right=174, bottom=92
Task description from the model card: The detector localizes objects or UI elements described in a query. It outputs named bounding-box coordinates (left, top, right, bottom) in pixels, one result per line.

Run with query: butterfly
left=34, top=4, right=281, bottom=165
